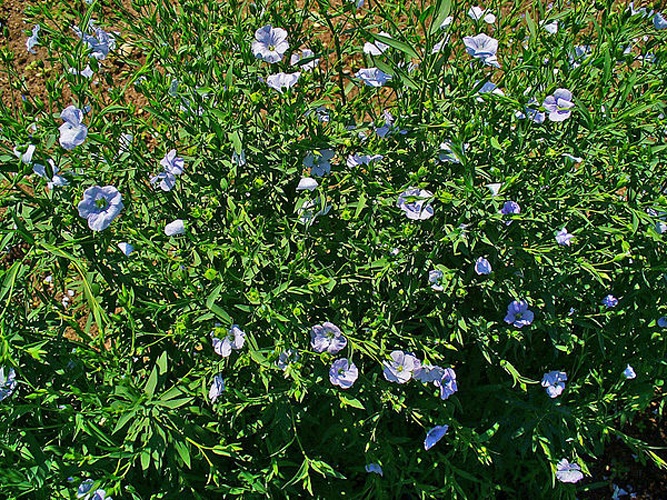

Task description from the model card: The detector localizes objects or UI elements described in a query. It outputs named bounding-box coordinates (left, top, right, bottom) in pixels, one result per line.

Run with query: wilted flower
left=438, top=141, right=464, bottom=163
left=475, top=257, right=492, bottom=275
left=290, top=48, right=319, bottom=70
left=151, top=149, right=185, bottom=191
left=164, top=219, right=185, bottom=236
left=311, top=322, right=347, bottom=354
left=602, top=294, right=618, bottom=308
left=363, top=32, right=391, bottom=55
left=383, top=350, right=420, bottom=384
left=462, top=33, right=499, bottom=67
left=73, top=23, right=116, bottom=60
left=413, top=364, right=445, bottom=383
left=346, top=153, right=383, bottom=168
left=623, top=364, right=637, bottom=379
left=428, top=269, right=444, bottom=291
left=303, top=149, right=335, bottom=177
left=436, top=368, right=458, bottom=400
left=397, top=188, right=435, bottom=220
left=209, top=374, right=225, bottom=403
left=211, top=325, right=246, bottom=357
left=654, top=13, right=667, bottom=29
left=468, top=6, right=496, bottom=23
left=117, top=242, right=134, bottom=256
left=298, top=197, right=331, bottom=225
left=14, top=144, right=36, bottom=164
left=365, top=463, right=383, bottom=476
left=424, top=425, right=449, bottom=450
left=0, top=367, right=17, bottom=402
left=59, top=106, right=88, bottom=150
left=628, top=2, right=654, bottom=17
left=375, top=110, right=406, bottom=137
left=329, top=358, right=359, bottom=389
left=296, top=177, right=318, bottom=191
left=477, top=80, right=505, bottom=98
left=77, top=479, right=111, bottom=500
left=26, top=25, right=40, bottom=53
left=252, top=25, right=289, bottom=63
left=555, top=227, right=574, bottom=246
left=504, top=300, right=534, bottom=328
left=232, top=150, right=246, bottom=166
left=555, top=459, right=584, bottom=483
left=33, top=160, right=69, bottom=189
left=266, top=72, right=300, bottom=93
left=543, top=89, right=574, bottom=122
left=277, top=349, right=300, bottom=370
left=541, top=371, right=567, bottom=398
left=440, top=16, right=454, bottom=29
left=486, top=183, right=502, bottom=196
left=355, top=67, right=392, bottom=87
left=77, top=185, right=123, bottom=231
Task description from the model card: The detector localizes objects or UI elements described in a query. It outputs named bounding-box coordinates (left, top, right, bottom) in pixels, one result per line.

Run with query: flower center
left=268, top=44, right=276, bottom=52
left=95, top=198, right=109, bottom=209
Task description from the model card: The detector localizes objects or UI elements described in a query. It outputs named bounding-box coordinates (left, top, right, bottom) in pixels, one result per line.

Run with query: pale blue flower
left=541, top=370, right=567, bottom=398
left=209, top=374, right=225, bottom=403
left=654, top=13, right=667, bottom=29
left=73, top=23, right=116, bottom=60
left=151, top=149, right=185, bottom=191
left=628, top=2, right=654, bottom=17
left=500, top=200, right=520, bottom=216
left=290, top=49, right=319, bottom=70
left=77, top=480, right=94, bottom=498
left=413, top=364, right=445, bottom=383
left=476, top=80, right=504, bottom=98
left=26, top=25, right=40, bottom=54
left=602, top=294, right=618, bottom=308
left=623, top=364, right=636, bottom=380
left=276, top=349, right=299, bottom=370
left=659, top=317, right=667, bottom=328
left=363, top=32, right=391, bottom=56
left=355, top=68, right=392, bottom=87
left=436, top=368, right=458, bottom=400
left=77, top=480, right=111, bottom=500
left=59, top=106, right=88, bottom=150
left=543, top=89, right=574, bottom=122
left=117, top=242, right=134, bottom=256
left=346, top=153, right=383, bottom=168
left=428, top=269, right=444, bottom=291
left=211, top=325, right=246, bottom=358
left=397, top=188, right=435, bottom=220
left=329, top=358, right=359, bottom=389
left=164, top=219, right=185, bottom=236
left=303, top=149, right=335, bottom=177
left=555, top=227, right=574, bottom=246
left=298, top=198, right=331, bottom=225
left=266, top=72, right=300, bottom=93
left=555, top=459, right=583, bottom=483
left=462, top=33, right=499, bottom=67
left=33, top=160, right=68, bottom=189
left=365, top=463, right=383, bottom=476
left=77, top=185, right=123, bottom=231
left=70, top=65, right=94, bottom=78
left=504, top=300, right=534, bottom=328
left=252, top=25, right=289, bottom=63
left=296, top=177, right=318, bottom=191
left=383, top=350, right=420, bottom=384
left=440, top=16, right=454, bottom=29
left=542, top=20, right=558, bottom=34
left=14, top=144, right=35, bottom=164
left=424, top=425, right=449, bottom=450
left=468, top=6, right=496, bottom=23
left=474, top=257, right=492, bottom=275
left=0, top=367, right=17, bottom=402
left=311, top=322, right=347, bottom=354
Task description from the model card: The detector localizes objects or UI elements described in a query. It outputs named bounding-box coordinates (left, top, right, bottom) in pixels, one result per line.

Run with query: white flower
left=266, top=72, right=300, bottom=93
left=355, top=68, right=392, bottom=87
left=164, top=219, right=185, bottom=236
left=118, top=242, right=134, bottom=256
left=296, top=178, right=318, bottom=191
left=363, top=32, right=391, bottom=55
left=468, top=6, right=496, bottom=24
left=290, top=49, right=319, bottom=71
left=251, top=25, right=289, bottom=63
left=26, top=25, right=40, bottom=54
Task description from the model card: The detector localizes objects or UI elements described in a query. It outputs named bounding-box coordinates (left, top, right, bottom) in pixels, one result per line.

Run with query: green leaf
left=339, top=394, right=365, bottom=410
left=373, top=33, right=420, bottom=60
left=428, top=0, right=452, bottom=36
left=144, top=365, right=159, bottom=398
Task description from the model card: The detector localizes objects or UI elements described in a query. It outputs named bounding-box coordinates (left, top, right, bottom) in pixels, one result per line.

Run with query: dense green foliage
left=1, top=0, right=667, bottom=497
